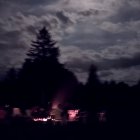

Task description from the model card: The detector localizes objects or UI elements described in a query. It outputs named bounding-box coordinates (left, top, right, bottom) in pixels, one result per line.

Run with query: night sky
left=0, top=0, right=140, bottom=85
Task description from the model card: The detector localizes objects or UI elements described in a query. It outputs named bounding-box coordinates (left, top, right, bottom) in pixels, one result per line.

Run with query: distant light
left=68, top=110, right=79, bottom=121
left=98, top=111, right=106, bottom=122
left=42, top=118, right=47, bottom=122
left=33, top=118, right=47, bottom=122
left=12, top=108, right=22, bottom=117
left=33, top=116, right=52, bottom=122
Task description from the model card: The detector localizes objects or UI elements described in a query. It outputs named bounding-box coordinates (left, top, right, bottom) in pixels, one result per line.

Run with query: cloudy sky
left=0, top=0, right=140, bottom=85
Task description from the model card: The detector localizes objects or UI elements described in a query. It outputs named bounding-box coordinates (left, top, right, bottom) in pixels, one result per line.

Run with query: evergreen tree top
left=27, top=27, right=59, bottom=61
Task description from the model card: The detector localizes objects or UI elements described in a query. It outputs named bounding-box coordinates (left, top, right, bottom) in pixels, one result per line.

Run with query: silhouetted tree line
left=0, top=27, right=140, bottom=123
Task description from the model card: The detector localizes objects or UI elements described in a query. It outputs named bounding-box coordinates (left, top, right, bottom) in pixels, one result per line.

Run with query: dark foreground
left=0, top=118, right=139, bottom=140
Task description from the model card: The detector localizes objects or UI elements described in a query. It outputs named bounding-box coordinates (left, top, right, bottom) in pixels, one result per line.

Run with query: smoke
left=51, top=88, right=68, bottom=109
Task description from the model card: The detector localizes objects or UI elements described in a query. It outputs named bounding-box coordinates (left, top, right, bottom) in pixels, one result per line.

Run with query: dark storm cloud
left=2, top=31, right=21, bottom=44
left=110, top=0, right=140, bottom=22
left=98, top=53, right=140, bottom=70
left=62, top=28, right=138, bottom=50
left=98, top=71, right=113, bottom=78
left=1, top=0, right=59, bottom=6
left=78, top=9, right=105, bottom=17
left=66, top=58, right=93, bottom=73
left=0, top=42, right=7, bottom=51
left=56, top=11, right=73, bottom=25
left=66, top=53, right=140, bottom=73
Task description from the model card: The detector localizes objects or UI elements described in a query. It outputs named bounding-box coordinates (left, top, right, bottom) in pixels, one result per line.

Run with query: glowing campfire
left=33, top=116, right=55, bottom=122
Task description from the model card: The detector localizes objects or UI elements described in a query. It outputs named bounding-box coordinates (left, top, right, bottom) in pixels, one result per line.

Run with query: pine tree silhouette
left=86, top=64, right=101, bottom=87
left=27, top=27, right=59, bottom=61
